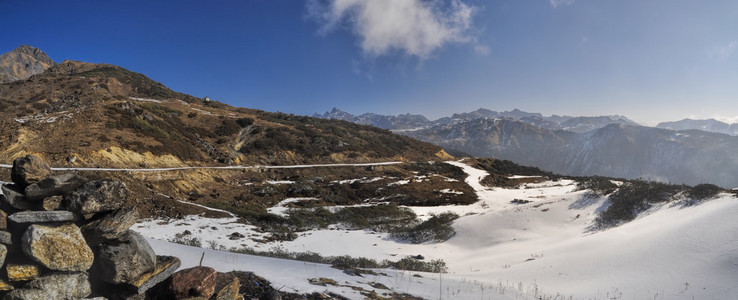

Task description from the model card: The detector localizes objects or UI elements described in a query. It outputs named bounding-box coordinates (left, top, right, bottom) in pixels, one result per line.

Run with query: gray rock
left=10, top=155, right=51, bottom=188
left=4, top=288, right=48, bottom=300
left=8, top=211, right=76, bottom=224
left=21, top=223, right=94, bottom=272
left=82, top=208, right=138, bottom=245
left=1, top=184, right=34, bottom=210
left=64, top=180, right=128, bottom=215
left=0, top=244, right=6, bottom=268
left=0, top=231, right=11, bottom=245
left=26, top=272, right=91, bottom=299
left=24, top=173, right=87, bottom=202
left=96, top=231, right=156, bottom=284
left=130, top=256, right=181, bottom=295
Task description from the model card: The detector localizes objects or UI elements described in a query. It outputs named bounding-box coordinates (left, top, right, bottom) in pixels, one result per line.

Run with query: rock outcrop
left=0, top=45, right=56, bottom=83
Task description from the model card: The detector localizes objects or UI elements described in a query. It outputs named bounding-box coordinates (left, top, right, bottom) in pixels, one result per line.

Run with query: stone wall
left=0, top=155, right=260, bottom=300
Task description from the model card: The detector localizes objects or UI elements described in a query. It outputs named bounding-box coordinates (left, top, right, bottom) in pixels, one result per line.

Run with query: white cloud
left=307, top=0, right=477, bottom=59
left=549, top=0, right=575, bottom=8
left=711, top=40, right=737, bottom=61
left=712, top=115, right=738, bottom=124
left=474, top=45, right=490, bottom=55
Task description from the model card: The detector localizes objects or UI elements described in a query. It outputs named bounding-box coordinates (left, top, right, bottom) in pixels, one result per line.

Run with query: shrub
left=596, top=180, right=687, bottom=228
left=390, top=212, right=459, bottom=244
left=236, top=117, right=254, bottom=127
left=576, top=176, right=619, bottom=196
left=688, top=184, right=722, bottom=200
left=215, top=119, right=241, bottom=136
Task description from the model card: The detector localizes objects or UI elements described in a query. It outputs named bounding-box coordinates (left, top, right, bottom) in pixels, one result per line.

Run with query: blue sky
left=1, top=0, right=737, bottom=125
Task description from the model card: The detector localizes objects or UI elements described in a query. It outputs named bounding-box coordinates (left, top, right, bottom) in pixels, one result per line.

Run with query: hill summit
left=0, top=45, right=56, bottom=83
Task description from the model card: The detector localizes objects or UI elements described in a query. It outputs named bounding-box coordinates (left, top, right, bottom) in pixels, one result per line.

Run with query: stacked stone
left=0, top=155, right=180, bottom=299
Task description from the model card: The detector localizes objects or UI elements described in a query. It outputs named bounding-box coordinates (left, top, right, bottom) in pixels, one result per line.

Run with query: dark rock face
left=24, top=173, right=87, bottom=202
left=96, top=231, right=156, bottom=284
left=169, top=266, right=217, bottom=299
left=0, top=45, right=56, bottom=83
left=21, top=223, right=94, bottom=272
left=63, top=180, right=128, bottom=215
left=10, top=155, right=52, bottom=189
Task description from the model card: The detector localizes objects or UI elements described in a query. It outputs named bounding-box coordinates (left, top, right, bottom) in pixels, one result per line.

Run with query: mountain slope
left=0, top=45, right=56, bottom=83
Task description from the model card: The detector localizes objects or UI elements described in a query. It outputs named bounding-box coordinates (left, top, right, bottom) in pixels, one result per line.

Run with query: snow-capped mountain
left=315, top=109, right=738, bottom=187
left=657, top=118, right=738, bottom=136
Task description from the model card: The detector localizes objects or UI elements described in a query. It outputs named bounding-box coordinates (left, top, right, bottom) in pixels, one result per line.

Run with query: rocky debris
left=81, top=207, right=138, bottom=244
left=1, top=185, right=34, bottom=211
left=24, top=173, right=87, bottom=202
left=21, top=223, right=94, bottom=271
left=95, top=231, right=156, bottom=284
left=6, top=263, right=40, bottom=282
left=169, top=266, right=217, bottom=299
left=8, top=211, right=76, bottom=224
left=63, top=180, right=128, bottom=215
left=10, top=155, right=51, bottom=189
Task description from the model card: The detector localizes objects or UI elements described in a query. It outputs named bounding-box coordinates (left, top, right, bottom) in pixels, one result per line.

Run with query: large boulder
left=81, top=207, right=138, bottom=245
left=63, top=180, right=128, bottom=215
left=24, top=173, right=87, bottom=202
left=169, top=266, right=217, bottom=299
left=95, top=231, right=156, bottom=284
left=21, top=223, right=94, bottom=272
left=10, top=155, right=51, bottom=188
left=6, top=272, right=91, bottom=300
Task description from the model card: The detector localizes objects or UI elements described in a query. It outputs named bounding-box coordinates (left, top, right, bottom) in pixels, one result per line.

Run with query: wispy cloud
left=549, top=0, right=575, bottom=8
left=710, top=40, right=737, bottom=61
left=306, top=0, right=477, bottom=60
left=474, top=45, right=490, bottom=55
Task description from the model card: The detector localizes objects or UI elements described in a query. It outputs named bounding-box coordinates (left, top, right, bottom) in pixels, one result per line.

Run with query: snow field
left=134, top=160, right=738, bottom=299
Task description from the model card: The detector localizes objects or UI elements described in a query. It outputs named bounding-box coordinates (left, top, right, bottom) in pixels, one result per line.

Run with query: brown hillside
left=0, top=60, right=458, bottom=218
left=0, top=60, right=447, bottom=168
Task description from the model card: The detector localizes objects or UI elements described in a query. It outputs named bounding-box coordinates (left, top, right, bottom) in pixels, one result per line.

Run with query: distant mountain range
left=315, top=108, right=738, bottom=187
left=656, top=118, right=738, bottom=136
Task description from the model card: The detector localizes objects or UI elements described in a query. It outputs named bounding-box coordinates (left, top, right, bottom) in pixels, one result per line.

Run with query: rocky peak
left=0, top=45, right=56, bottom=83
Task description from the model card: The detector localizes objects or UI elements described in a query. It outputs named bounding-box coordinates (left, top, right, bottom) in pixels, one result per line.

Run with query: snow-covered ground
left=133, top=160, right=738, bottom=299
